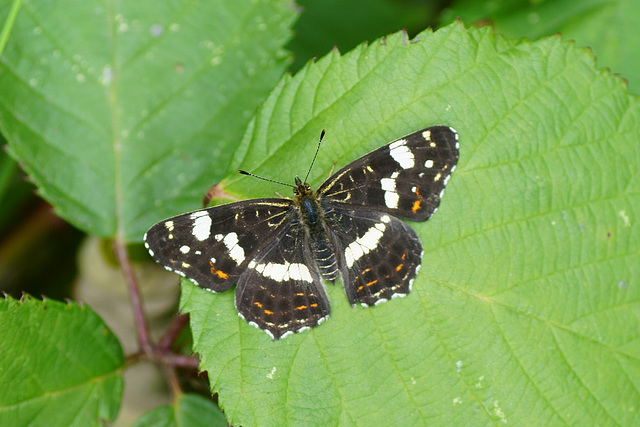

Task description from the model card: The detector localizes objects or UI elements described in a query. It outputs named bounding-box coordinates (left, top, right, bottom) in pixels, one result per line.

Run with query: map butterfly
left=144, top=126, right=459, bottom=339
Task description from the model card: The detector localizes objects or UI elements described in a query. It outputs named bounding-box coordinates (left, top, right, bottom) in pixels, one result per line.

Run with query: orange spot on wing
left=310, top=303, right=318, bottom=308
left=209, top=261, right=229, bottom=280
left=366, top=279, right=378, bottom=287
left=295, top=305, right=308, bottom=311
left=411, top=199, right=422, bottom=213
left=395, top=264, right=404, bottom=272
left=264, top=309, right=274, bottom=315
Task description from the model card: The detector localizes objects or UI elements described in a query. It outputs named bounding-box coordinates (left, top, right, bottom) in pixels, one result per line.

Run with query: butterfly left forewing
left=319, top=126, right=459, bottom=221
left=144, top=199, right=292, bottom=292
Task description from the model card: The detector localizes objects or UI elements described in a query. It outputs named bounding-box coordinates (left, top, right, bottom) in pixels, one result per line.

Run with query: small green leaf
left=182, top=23, right=640, bottom=425
left=442, top=0, right=640, bottom=94
left=0, top=295, right=124, bottom=425
left=0, top=0, right=296, bottom=241
left=132, top=394, right=226, bottom=427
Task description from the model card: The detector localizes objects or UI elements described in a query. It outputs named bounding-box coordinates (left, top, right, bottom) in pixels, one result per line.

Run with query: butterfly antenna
left=237, top=169, right=295, bottom=188
left=303, top=129, right=326, bottom=184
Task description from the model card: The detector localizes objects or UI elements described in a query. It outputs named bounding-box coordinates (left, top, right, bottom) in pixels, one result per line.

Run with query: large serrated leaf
left=0, top=0, right=296, bottom=241
left=0, top=295, right=124, bottom=425
left=180, top=23, right=640, bottom=425
left=442, top=0, right=640, bottom=94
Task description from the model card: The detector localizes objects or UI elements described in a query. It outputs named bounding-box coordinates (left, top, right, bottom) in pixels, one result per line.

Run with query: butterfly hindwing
left=235, top=221, right=331, bottom=339
left=319, top=126, right=459, bottom=221
left=324, top=205, right=423, bottom=306
left=144, top=199, right=292, bottom=291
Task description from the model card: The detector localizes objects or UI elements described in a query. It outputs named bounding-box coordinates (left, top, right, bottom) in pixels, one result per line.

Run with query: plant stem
left=113, top=238, right=153, bottom=357
left=157, top=313, right=190, bottom=351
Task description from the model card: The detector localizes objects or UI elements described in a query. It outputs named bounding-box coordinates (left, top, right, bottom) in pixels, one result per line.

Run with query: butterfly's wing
left=235, top=220, right=330, bottom=339
left=317, top=126, right=458, bottom=306
left=144, top=199, right=293, bottom=292
left=324, top=205, right=423, bottom=306
left=145, top=199, right=331, bottom=339
left=319, top=126, right=459, bottom=221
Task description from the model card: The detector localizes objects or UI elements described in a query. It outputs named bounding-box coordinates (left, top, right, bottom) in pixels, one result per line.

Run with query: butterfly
left=144, top=126, right=459, bottom=339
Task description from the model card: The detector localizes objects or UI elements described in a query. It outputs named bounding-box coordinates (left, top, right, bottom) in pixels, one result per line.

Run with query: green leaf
left=442, top=0, right=640, bottom=94
left=0, top=0, right=296, bottom=241
left=0, top=295, right=125, bottom=425
left=181, top=23, right=640, bottom=425
left=132, top=394, right=226, bottom=427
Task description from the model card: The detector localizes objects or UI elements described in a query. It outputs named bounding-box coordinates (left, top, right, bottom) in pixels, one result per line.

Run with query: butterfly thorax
left=293, top=176, right=340, bottom=282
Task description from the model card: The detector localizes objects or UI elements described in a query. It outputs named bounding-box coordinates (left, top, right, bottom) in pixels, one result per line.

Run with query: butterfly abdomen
left=296, top=189, right=340, bottom=282
left=311, top=237, right=339, bottom=282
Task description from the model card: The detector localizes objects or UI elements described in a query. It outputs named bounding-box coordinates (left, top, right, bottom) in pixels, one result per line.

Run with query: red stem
left=113, top=239, right=153, bottom=356
left=157, top=313, right=190, bottom=351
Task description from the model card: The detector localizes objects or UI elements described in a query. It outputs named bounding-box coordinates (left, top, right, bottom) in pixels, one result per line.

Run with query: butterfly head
left=293, top=176, right=313, bottom=197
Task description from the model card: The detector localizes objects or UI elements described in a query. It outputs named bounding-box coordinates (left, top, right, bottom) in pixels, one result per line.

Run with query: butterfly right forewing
left=319, top=126, right=459, bottom=221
